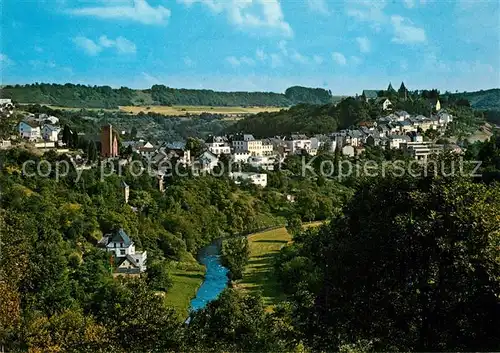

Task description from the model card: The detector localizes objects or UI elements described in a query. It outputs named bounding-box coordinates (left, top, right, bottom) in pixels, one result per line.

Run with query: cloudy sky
left=1, top=0, right=499, bottom=94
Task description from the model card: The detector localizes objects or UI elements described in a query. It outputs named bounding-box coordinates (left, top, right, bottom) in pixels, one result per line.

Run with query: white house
left=389, top=135, right=410, bottom=149
left=18, top=121, right=41, bottom=141
left=232, top=134, right=273, bottom=156
left=232, top=151, right=251, bottom=163
left=0, top=99, right=14, bottom=117
left=284, top=135, right=312, bottom=154
left=230, top=172, right=268, bottom=187
left=341, top=145, right=355, bottom=157
left=248, top=155, right=276, bottom=171
left=99, top=228, right=147, bottom=273
left=205, top=135, right=231, bottom=156
left=42, top=124, right=61, bottom=142
left=381, top=98, right=392, bottom=111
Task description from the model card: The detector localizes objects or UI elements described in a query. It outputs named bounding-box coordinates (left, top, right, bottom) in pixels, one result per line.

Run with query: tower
left=101, top=124, right=118, bottom=157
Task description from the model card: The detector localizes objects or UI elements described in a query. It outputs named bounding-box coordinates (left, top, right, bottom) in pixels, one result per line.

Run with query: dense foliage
left=1, top=83, right=338, bottom=108
left=221, top=237, right=250, bottom=280
left=275, top=162, right=500, bottom=351
left=225, top=93, right=486, bottom=137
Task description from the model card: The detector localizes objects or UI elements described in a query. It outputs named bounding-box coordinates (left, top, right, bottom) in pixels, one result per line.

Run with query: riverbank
left=163, top=253, right=205, bottom=319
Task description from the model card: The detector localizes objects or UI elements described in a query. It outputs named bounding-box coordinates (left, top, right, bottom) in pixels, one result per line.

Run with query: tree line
left=0, top=83, right=334, bottom=108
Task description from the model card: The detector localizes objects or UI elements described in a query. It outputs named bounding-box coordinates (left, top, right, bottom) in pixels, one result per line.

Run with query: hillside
left=448, top=88, right=500, bottom=111
left=0, top=83, right=335, bottom=109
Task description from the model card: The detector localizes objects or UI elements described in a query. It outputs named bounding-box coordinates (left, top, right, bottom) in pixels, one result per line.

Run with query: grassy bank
left=163, top=253, right=205, bottom=319
left=238, top=222, right=324, bottom=307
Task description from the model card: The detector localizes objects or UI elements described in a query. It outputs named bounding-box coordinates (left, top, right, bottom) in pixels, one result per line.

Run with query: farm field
left=119, top=105, right=286, bottom=116
left=238, top=221, right=323, bottom=307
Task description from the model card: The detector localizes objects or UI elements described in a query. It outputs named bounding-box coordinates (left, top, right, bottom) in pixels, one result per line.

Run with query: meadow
left=118, top=105, right=285, bottom=116
left=238, top=222, right=323, bottom=307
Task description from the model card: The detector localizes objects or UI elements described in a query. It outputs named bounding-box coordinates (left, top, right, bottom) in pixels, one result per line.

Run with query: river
left=188, top=242, right=229, bottom=312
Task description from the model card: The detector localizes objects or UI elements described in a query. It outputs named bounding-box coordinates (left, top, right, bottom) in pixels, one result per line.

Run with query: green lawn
left=238, top=222, right=324, bottom=307
left=163, top=254, right=205, bottom=319
left=238, top=227, right=292, bottom=307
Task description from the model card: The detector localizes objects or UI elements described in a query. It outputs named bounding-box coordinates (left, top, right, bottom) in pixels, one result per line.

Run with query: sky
left=1, top=0, right=499, bottom=95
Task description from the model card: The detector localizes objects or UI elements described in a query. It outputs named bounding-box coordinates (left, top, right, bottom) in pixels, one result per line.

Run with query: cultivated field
left=119, top=105, right=286, bottom=116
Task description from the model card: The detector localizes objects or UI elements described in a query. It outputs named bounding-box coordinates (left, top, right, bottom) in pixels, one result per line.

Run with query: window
left=136, top=259, right=139, bottom=263
left=120, top=249, right=126, bottom=255
left=120, top=242, right=124, bottom=248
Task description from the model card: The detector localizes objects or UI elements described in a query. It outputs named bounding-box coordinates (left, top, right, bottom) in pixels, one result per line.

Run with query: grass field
left=238, top=222, right=323, bottom=307
left=163, top=254, right=205, bottom=319
left=119, top=105, right=285, bottom=116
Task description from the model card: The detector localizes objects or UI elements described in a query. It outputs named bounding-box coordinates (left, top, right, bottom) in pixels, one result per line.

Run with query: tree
left=286, top=215, right=302, bottom=237
left=185, top=137, right=205, bottom=157
left=146, top=260, right=173, bottom=291
left=221, top=237, right=250, bottom=280
left=300, top=175, right=500, bottom=351
left=62, top=125, right=72, bottom=146
left=86, top=140, right=98, bottom=162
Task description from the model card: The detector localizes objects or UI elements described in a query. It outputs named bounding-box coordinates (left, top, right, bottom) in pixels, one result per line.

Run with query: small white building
left=388, top=135, right=410, bottom=149
left=99, top=228, right=147, bottom=273
left=230, top=172, right=268, bottom=187
left=341, top=145, right=355, bottom=157
left=205, top=135, right=231, bottom=156
left=42, top=124, right=61, bottom=142
left=19, top=121, right=41, bottom=141
left=232, top=134, right=273, bottom=156
left=395, top=111, right=410, bottom=121
left=381, top=98, right=392, bottom=111
left=284, top=135, right=312, bottom=154
left=232, top=151, right=251, bottom=163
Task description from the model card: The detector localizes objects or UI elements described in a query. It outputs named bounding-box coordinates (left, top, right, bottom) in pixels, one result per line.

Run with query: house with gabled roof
left=98, top=228, right=147, bottom=274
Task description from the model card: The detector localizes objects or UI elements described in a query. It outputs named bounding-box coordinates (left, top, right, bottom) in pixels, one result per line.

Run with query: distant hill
left=448, top=89, right=500, bottom=111
left=0, top=83, right=335, bottom=109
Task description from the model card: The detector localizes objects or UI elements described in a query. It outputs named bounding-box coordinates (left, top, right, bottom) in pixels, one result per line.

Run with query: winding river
left=189, top=242, right=229, bottom=312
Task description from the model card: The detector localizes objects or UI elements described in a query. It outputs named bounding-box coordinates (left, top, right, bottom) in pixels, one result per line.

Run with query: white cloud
left=69, top=0, right=171, bottom=25
left=99, top=36, right=137, bottom=54
left=225, top=55, right=255, bottom=67
left=346, top=0, right=387, bottom=28
left=403, top=0, right=415, bottom=9
left=307, top=0, right=330, bottom=15
left=74, top=35, right=136, bottom=56
left=73, top=36, right=102, bottom=56
left=313, top=55, right=324, bottom=65
left=184, top=57, right=195, bottom=67
left=178, top=0, right=293, bottom=37
left=332, top=52, right=347, bottom=65
left=356, top=37, right=371, bottom=53
left=391, top=15, right=426, bottom=43
left=256, top=48, right=267, bottom=61
left=278, top=40, right=288, bottom=56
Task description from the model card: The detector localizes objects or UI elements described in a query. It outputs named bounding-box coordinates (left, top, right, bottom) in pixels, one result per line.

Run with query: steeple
left=387, top=82, right=395, bottom=93
left=398, top=82, right=408, bottom=100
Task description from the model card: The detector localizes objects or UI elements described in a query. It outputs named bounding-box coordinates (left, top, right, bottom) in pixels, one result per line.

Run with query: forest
left=0, top=83, right=334, bottom=108
left=0, top=130, right=499, bottom=352
left=225, top=93, right=486, bottom=138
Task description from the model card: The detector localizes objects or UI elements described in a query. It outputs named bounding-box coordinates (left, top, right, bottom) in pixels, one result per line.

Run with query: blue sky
left=1, top=0, right=499, bottom=94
